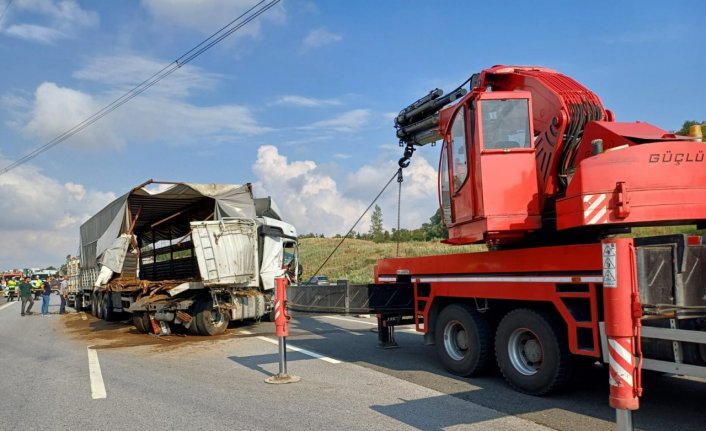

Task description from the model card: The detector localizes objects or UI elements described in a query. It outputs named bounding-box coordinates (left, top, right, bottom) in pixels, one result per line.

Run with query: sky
left=0, top=0, right=704, bottom=269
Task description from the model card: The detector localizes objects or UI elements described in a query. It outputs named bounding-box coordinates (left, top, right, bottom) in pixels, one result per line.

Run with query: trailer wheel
left=74, top=294, right=82, bottom=311
left=434, top=304, right=493, bottom=376
left=133, top=311, right=153, bottom=334
left=193, top=298, right=228, bottom=336
left=101, top=292, right=115, bottom=321
left=495, top=308, right=572, bottom=395
left=93, top=293, right=102, bottom=318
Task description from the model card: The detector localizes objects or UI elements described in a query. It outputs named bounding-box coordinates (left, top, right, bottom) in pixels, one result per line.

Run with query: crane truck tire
left=192, top=297, right=228, bottom=336
left=495, top=308, right=572, bottom=395
left=434, top=304, right=493, bottom=376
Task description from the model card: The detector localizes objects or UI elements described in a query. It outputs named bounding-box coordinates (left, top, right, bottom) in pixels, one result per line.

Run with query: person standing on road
left=41, top=276, right=52, bottom=316
left=7, top=277, right=16, bottom=302
left=32, top=275, right=42, bottom=300
left=59, top=275, right=68, bottom=314
left=18, top=277, right=34, bottom=316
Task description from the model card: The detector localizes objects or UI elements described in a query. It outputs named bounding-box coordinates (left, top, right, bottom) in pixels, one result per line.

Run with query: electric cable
left=0, top=0, right=14, bottom=24
left=0, top=0, right=280, bottom=176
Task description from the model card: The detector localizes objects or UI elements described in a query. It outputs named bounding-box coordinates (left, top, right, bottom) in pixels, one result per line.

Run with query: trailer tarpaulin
left=79, top=181, right=256, bottom=270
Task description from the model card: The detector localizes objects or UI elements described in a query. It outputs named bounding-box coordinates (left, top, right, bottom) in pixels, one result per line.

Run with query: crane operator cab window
left=480, top=99, right=531, bottom=150
left=450, top=108, right=469, bottom=193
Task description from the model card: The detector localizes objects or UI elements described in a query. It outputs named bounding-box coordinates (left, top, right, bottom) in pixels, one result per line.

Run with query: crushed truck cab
left=74, top=180, right=299, bottom=336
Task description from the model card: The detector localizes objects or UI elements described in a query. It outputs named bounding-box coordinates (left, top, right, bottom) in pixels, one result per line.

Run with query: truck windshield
left=480, top=99, right=531, bottom=150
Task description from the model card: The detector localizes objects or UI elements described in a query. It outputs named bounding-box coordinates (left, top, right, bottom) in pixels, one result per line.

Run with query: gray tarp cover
left=79, top=182, right=255, bottom=269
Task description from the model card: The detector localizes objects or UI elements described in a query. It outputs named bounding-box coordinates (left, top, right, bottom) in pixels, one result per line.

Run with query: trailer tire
left=193, top=298, right=228, bottom=336
left=74, top=294, right=82, bottom=311
left=101, top=292, right=115, bottom=321
left=434, top=304, right=493, bottom=376
left=133, top=311, right=151, bottom=334
left=495, top=308, right=572, bottom=395
left=188, top=302, right=203, bottom=335
left=92, top=293, right=100, bottom=318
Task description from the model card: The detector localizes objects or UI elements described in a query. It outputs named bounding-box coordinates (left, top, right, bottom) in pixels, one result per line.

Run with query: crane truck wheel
left=193, top=298, right=228, bottom=336
left=434, top=304, right=493, bottom=376
left=495, top=308, right=572, bottom=395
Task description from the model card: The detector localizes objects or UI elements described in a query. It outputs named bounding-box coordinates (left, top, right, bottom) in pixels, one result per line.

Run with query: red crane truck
left=371, top=65, right=706, bottom=427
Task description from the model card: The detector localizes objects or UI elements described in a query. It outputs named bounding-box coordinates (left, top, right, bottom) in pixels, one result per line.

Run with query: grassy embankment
left=298, top=237, right=483, bottom=284
left=299, top=225, right=705, bottom=284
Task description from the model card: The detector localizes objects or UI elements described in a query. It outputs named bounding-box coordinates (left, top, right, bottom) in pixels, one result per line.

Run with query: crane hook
left=398, top=144, right=415, bottom=168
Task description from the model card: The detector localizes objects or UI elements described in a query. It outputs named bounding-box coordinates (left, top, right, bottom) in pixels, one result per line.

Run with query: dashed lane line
left=240, top=330, right=341, bottom=364
left=87, top=347, right=107, bottom=399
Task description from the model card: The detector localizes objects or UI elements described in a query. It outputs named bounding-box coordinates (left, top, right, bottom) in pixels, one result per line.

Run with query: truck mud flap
left=286, top=282, right=414, bottom=315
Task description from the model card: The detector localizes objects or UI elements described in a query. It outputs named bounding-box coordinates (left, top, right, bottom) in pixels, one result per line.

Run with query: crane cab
left=439, top=90, right=541, bottom=245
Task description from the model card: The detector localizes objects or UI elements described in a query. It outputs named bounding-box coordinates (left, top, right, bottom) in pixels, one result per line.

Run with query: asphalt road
left=1, top=295, right=705, bottom=430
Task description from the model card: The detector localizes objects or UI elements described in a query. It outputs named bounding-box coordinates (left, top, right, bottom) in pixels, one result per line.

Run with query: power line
left=0, top=0, right=14, bottom=24
left=0, top=0, right=281, bottom=177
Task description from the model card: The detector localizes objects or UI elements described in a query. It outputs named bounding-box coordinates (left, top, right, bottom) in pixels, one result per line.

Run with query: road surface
left=1, top=295, right=705, bottom=430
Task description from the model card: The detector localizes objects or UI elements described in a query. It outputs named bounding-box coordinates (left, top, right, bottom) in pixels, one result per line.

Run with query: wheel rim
left=209, top=310, right=226, bottom=327
left=443, top=320, right=469, bottom=361
left=507, top=328, right=543, bottom=375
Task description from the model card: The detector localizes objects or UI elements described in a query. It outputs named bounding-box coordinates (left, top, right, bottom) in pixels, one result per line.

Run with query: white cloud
left=4, top=23, right=65, bottom=43
left=252, top=145, right=367, bottom=236
left=345, top=154, right=438, bottom=231
left=2, top=0, right=98, bottom=43
left=301, top=28, right=342, bottom=51
left=14, top=55, right=270, bottom=150
left=0, top=160, right=115, bottom=268
left=141, top=0, right=285, bottom=37
left=73, top=55, right=220, bottom=98
left=300, top=109, right=370, bottom=133
left=270, top=95, right=342, bottom=108
left=252, top=145, right=439, bottom=236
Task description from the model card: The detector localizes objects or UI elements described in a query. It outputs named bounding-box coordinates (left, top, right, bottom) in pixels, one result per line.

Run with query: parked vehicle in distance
left=306, top=275, right=330, bottom=285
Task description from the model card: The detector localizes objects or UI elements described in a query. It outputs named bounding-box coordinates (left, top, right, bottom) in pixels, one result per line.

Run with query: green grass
left=298, top=238, right=484, bottom=284
left=299, top=225, right=706, bottom=284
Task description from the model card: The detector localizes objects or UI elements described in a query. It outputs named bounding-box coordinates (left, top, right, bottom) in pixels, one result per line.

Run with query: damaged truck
left=74, top=180, right=299, bottom=336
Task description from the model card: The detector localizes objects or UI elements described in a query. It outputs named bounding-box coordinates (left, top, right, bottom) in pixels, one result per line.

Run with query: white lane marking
left=242, top=329, right=341, bottom=363
left=0, top=301, right=18, bottom=311
left=255, top=336, right=341, bottom=364
left=87, top=347, right=107, bottom=399
left=80, top=312, right=87, bottom=321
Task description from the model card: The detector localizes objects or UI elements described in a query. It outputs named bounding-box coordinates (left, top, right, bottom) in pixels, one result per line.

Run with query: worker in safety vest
left=7, top=278, right=17, bottom=302
left=33, top=275, right=42, bottom=299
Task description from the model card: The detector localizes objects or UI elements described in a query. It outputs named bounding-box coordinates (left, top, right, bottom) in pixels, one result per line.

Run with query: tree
left=369, top=205, right=384, bottom=242
left=676, top=120, right=706, bottom=137
left=421, top=209, right=448, bottom=240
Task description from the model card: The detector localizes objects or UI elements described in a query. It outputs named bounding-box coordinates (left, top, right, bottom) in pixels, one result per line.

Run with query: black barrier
left=286, top=281, right=414, bottom=315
